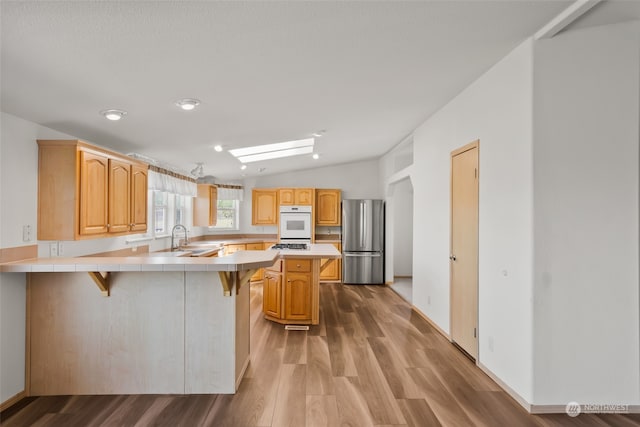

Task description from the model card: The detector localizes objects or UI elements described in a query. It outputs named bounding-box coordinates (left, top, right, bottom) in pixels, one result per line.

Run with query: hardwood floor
left=2, top=282, right=639, bottom=426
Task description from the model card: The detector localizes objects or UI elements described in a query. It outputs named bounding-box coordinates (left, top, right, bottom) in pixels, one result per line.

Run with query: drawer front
left=286, top=259, right=311, bottom=273
left=267, top=259, right=283, bottom=272
left=246, top=243, right=263, bottom=250
left=224, top=244, right=246, bottom=255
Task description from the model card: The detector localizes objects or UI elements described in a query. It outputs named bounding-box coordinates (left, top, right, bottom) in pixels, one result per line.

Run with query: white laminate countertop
left=0, top=244, right=341, bottom=273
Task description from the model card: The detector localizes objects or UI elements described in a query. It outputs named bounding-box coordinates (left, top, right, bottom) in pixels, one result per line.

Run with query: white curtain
left=217, top=186, right=244, bottom=201
left=148, top=170, right=197, bottom=197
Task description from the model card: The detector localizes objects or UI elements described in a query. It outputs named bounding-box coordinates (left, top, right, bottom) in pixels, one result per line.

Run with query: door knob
left=449, top=255, right=456, bottom=261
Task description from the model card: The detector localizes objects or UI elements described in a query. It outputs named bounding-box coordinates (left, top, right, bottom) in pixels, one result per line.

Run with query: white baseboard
left=477, top=363, right=532, bottom=412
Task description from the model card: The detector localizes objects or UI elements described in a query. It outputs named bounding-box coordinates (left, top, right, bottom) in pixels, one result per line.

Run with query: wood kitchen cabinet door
left=279, top=188, right=295, bottom=205
left=79, top=150, right=109, bottom=235
left=252, top=189, right=278, bottom=225
left=108, top=158, right=131, bottom=233
left=316, top=189, right=341, bottom=225
left=130, top=164, right=148, bottom=232
left=263, top=270, right=282, bottom=318
left=284, top=272, right=312, bottom=321
left=294, top=188, right=314, bottom=205
left=193, top=184, right=217, bottom=227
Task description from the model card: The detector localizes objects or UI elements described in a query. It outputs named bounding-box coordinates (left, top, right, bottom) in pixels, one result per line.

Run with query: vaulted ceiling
left=3, top=0, right=614, bottom=181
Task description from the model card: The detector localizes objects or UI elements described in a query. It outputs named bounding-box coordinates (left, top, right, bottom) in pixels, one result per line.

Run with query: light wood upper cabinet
left=315, top=189, right=341, bottom=226
left=252, top=189, right=278, bottom=225
left=193, top=184, right=217, bottom=227
left=79, top=150, right=109, bottom=236
left=295, top=188, right=314, bottom=205
left=37, top=140, right=148, bottom=240
left=279, top=188, right=314, bottom=205
left=130, top=165, right=148, bottom=232
left=279, top=188, right=294, bottom=205
left=108, top=158, right=132, bottom=234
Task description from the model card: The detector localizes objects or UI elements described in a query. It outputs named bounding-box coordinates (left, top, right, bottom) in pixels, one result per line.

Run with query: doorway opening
left=389, top=177, right=414, bottom=303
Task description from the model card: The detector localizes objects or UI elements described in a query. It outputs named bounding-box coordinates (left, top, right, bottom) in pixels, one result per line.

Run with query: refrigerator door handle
left=344, top=252, right=382, bottom=257
left=360, top=201, right=365, bottom=248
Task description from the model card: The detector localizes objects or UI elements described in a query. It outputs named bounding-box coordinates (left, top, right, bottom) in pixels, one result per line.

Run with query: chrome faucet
left=171, top=224, right=188, bottom=251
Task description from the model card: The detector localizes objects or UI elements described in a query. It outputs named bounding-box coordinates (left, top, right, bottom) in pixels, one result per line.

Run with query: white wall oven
left=279, top=205, right=312, bottom=242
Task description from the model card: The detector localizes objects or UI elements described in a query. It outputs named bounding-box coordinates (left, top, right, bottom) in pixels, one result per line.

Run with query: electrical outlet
left=49, top=242, right=58, bottom=257
left=58, top=242, right=64, bottom=256
left=22, top=225, right=32, bottom=242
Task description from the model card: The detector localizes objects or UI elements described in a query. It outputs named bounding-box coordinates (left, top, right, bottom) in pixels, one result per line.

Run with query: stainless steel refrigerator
left=342, top=199, right=384, bottom=284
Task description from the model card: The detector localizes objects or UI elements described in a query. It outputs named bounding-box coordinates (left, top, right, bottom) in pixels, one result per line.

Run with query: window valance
left=148, top=168, right=197, bottom=197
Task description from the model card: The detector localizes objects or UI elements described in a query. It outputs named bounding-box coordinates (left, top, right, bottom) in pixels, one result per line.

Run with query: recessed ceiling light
left=312, top=153, right=320, bottom=160
left=311, top=130, right=326, bottom=138
left=240, top=165, right=247, bottom=170
left=214, top=145, right=223, bottom=152
left=175, top=98, right=200, bottom=111
left=100, top=109, right=127, bottom=121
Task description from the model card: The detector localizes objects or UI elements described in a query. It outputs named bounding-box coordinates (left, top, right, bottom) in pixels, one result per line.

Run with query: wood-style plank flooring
left=2, top=282, right=639, bottom=426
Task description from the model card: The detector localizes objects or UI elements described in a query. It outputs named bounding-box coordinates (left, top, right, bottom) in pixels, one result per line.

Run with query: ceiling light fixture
left=190, top=162, right=204, bottom=177
left=100, top=109, right=127, bottom=121
left=214, top=145, right=223, bottom=152
left=229, top=138, right=315, bottom=163
left=312, top=153, right=320, bottom=160
left=175, top=98, right=201, bottom=111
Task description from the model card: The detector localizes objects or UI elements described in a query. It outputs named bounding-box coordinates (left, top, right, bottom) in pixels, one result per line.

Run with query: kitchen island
left=0, top=251, right=279, bottom=396
left=0, top=245, right=340, bottom=396
left=262, top=244, right=342, bottom=326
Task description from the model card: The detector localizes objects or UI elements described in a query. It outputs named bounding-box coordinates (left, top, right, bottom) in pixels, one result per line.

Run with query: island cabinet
left=279, top=188, right=314, bottom=205
left=284, top=259, right=312, bottom=321
left=263, top=257, right=319, bottom=325
left=315, top=189, right=341, bottom=226
left=252, top=189, right=278, bottom=225
left=263, top=264, right=282, bottom=318
left=193, top=184, right=217, bottom=227
left=38, top=140, right=148, bottom=240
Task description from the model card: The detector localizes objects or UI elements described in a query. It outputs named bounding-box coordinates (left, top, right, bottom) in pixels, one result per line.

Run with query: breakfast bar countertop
left=0, top=250, right=279, bottom=273
left=0, top=244, right=341, bottom=273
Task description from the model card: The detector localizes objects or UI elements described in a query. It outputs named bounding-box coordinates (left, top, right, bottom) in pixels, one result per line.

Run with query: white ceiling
left=1, top=0, right=590, bottom=181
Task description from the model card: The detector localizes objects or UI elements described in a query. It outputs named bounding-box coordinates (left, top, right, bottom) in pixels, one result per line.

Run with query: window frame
left=211, top=199, right=240, bottom=231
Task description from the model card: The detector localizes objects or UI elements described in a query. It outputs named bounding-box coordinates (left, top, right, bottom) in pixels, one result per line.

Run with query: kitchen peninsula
left=0, top=246, right=334, bottom=397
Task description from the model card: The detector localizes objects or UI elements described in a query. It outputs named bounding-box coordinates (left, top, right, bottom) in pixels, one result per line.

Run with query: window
left=175, top=195, right=187, bottom=227
left=154, top=191, right=168, bottom=235
left=213, top=199, right=239, bottom=230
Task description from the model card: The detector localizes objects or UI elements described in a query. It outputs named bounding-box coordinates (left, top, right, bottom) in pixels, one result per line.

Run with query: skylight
left=229, top=138, right=315, bottom=163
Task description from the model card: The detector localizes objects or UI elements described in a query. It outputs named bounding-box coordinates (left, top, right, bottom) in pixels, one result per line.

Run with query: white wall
left=0, top=112, right=73, bottom=402
left=411, top=39, right=535, bottom=402
left=240, top=159, right=382, bottom=235
left=532, top=21, right=640, bottom=405
left=392, top=178, right=413, bottom=277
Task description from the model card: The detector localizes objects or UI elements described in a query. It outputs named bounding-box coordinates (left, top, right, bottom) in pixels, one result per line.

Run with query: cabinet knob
left=296, top=264, right=301, bottom=268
